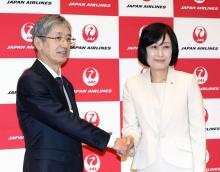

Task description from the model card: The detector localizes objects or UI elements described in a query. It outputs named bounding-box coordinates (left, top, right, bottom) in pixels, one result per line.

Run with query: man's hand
left=123, top=136, right=134, bottom=150
left=113, top=136, right=134, bottom=157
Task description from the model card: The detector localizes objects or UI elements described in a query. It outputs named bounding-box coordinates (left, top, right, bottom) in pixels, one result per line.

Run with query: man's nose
left=60, top=38, right=69, bottom=47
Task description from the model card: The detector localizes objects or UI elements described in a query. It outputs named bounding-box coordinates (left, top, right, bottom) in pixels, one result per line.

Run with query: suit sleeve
left=16, top=72, right=110, bottom=151
left=187, top=75, right=206, bottom=172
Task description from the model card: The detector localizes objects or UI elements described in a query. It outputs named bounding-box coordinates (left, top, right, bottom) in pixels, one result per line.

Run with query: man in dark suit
left=16, top=15, right=127, bottom=172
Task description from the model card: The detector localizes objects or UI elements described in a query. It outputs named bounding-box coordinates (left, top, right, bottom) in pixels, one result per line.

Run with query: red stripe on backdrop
left=0, top=14, right=44, bottom=58
left=206, top=139, right=220, bottom=170
left=119, top=17, right=173, bottom=58
left=0, top=104, right=24, bottom=149
left=60, top=0, right=118, bottom=16
left=62, top=59, right=120, bottom=102
left=175, top=59, right=220, bottom=98
left=83, top=145, right=121, bottom=172
left=174, top=0, right=220, bottom=18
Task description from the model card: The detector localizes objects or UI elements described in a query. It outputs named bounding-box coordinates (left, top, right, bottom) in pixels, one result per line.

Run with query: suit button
left=160, top=134, right=165, bottom=138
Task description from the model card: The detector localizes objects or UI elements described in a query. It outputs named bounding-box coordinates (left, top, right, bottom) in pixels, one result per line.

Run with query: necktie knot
left=55, top=77, right=64, bottom=92
left=55, top=77, right=63, bottom=86
left=55, top=77, right=73, bottom=111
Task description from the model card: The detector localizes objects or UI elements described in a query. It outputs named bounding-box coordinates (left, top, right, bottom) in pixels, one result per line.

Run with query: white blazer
left=122, top=67, right=206, bottom=172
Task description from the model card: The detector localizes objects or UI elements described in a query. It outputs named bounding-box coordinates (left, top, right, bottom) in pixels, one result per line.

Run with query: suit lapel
left=31, top=60, right=69, bottom=107
left=62, top=77, right=77, bottom=111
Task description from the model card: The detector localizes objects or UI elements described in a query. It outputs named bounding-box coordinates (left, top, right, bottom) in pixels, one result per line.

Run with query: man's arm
left=17, top=72, right=110, bottom=151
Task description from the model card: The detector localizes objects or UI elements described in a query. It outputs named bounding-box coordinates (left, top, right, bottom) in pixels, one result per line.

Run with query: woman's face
left=146, top=34, right=172, bottom=71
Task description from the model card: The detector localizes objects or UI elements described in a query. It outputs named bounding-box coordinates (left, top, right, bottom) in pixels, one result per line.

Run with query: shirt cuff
left=107, top=132, right=117, bottom=148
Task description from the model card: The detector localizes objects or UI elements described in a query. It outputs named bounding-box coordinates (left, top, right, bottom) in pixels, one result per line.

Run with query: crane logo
left=206, top=150, right=209, bottom=163
left=138, top=25, right=147, bottom=38
left=193, top=66, right=208, bottom=84
left=193, top=26, right=207, bottom=44
left=82, top=67, right=99, bottom=86
left=194, top=0, right=205, bottom=4
left=21, top=22, right=34, bottom=42
left=84, top=111, right=100, bottom=126
left=204, top=108, right=208, bottom=122
left=84, top=154, right=101, bottom=172
left=82, top=24, right=98, bottom=43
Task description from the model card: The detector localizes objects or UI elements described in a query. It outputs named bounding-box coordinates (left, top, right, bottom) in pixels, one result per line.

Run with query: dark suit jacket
left=16, top=60, right=110, bottom=172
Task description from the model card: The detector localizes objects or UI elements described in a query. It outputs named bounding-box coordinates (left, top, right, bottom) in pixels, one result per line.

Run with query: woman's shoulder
left=174, top=69, right=194, bottom=78
left=125, top=72, right=147, bottom=84
left=123, top=72, right=149, bottom=93
left=173, top=69, right=196, bottom=84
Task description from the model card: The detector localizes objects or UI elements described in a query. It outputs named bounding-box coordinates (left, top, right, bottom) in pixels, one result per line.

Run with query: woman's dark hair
left=138, top=22, right=179, bottom=67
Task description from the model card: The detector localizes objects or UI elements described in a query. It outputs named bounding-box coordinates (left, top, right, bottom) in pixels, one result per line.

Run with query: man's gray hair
left=32, top=15, right=72, bottom=41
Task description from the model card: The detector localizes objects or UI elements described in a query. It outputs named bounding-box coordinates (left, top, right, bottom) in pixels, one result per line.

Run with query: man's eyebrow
left=53, top=32, right=72, bottom=36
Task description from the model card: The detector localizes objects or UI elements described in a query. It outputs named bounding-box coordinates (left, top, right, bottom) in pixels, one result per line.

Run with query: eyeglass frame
left=37, top=35, right=76, bottom=47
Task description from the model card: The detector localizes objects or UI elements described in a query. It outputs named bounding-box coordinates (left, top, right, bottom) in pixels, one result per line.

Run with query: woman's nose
left=157, top=47, right=163, bottom=56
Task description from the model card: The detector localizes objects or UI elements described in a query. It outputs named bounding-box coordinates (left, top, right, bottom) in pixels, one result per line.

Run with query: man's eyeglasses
left=38, top=36, right=76, bottom=48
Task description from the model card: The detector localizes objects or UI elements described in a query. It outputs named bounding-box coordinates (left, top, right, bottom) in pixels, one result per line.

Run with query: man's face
left=37, top=24, right=72, bottom=68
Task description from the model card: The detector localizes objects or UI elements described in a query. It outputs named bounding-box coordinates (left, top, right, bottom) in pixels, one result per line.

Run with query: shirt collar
left=37, top=59, right=61, bottom=78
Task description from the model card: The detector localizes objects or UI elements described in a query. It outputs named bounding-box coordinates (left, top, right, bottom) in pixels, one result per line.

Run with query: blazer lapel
left=142, top=70, right=158, bottom=133
left=160, top=67, right=175, bottom=132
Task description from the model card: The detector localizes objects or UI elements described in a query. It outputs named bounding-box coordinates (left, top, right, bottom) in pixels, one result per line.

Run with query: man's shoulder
left=19, top=67, right=38, bottom=80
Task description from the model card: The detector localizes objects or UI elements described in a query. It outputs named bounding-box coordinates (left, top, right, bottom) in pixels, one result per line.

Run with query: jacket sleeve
left=187, top=75, right=206, bottom=172
left=16, top=72, right=110, bottom=151
left=122, top=79, right=141, bottom=148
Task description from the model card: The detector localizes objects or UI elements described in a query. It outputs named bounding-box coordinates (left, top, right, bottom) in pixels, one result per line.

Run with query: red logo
left=82, top=67, right=99, bottom=86
left=206, top=139, right=220, bottom=168
left=84, top=154, right=101, bottom=172
left=194, top=0, right=205, bottom=4
left=21, top=22, right=34, bottom=42
left=83, top=111, right=100, bottom=126
left=193, top=66, right=208, bottom=84
left=206, top=149, right=209, bottom=163
left=138, top=25, right=148, bottom=38
left=82, top=24, right=98, bottom=43
left=193, top=26, right=207, bottom=44
left=204, top=108, right=208, bottom=122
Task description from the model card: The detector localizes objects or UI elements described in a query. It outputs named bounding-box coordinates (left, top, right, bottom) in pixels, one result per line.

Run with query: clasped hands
left=113, top=136, right=134, bottom=157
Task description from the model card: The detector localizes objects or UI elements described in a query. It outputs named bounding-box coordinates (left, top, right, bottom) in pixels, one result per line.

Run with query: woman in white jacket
left=122, top=22, right=206, bottom=172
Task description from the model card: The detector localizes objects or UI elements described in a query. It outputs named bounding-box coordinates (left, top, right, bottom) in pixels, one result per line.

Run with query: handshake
left=113, top=136, right=134, bottom=157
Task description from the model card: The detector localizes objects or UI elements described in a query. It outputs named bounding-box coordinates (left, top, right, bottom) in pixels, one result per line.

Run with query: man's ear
left=33, top=37, right=43, bottom=51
